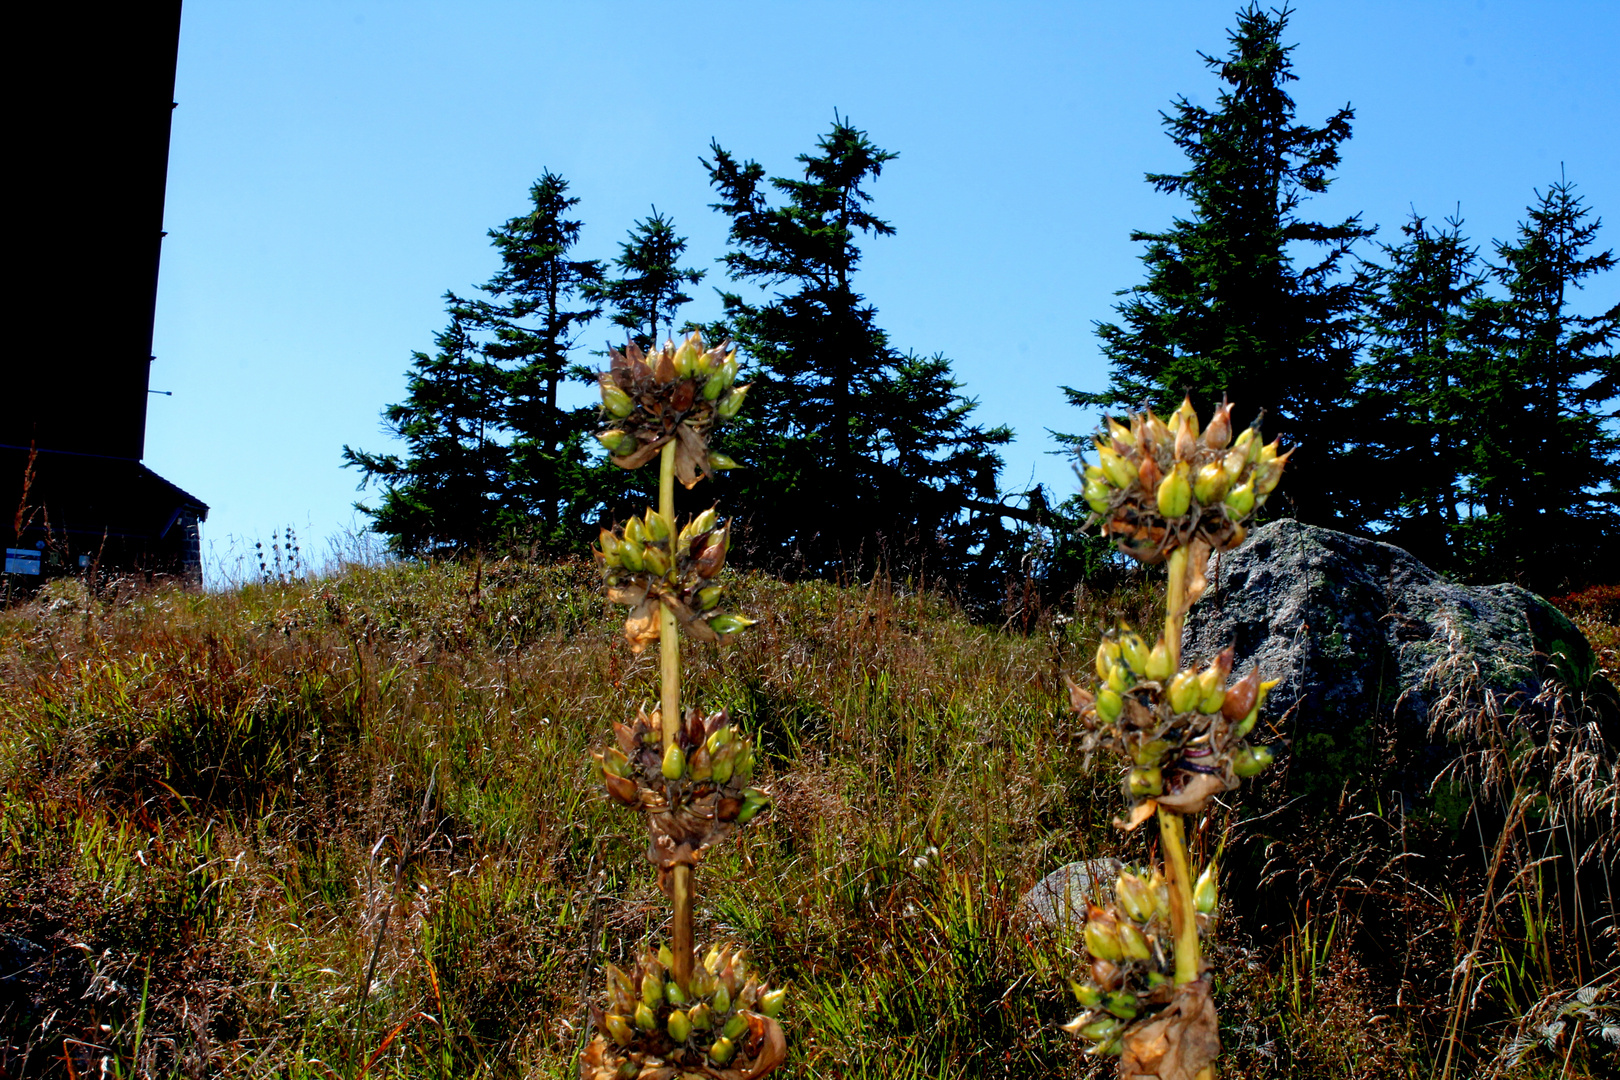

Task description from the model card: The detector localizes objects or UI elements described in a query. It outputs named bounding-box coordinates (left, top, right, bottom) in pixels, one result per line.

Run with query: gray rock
left=1181, top=519, right=1611, bottom=800
left=1017, top=858, right=1120, bottom=929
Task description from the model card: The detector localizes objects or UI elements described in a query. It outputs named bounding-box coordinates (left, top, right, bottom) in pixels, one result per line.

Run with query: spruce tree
left=458, top=170, right=605, bottom=549
left=1355, top=213, right=1481, bottom=569
left=1072, top=3, right=1372, bottom=524
left=704, top=117, right=1016, bottom=590
left=590, top=208, right=705, bottom=351
left=342, top=309, right=512, bottom=556
left=1460, top=178, right=1618, bottom=589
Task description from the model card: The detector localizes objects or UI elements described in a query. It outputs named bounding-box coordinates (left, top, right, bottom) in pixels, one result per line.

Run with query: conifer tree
left=590, top=208, right=706, bottom=351
left=704, top=116, right=1016, bottom=588
left=1460, top=178, right=1618, bottom=589
left=342, top=309, right=512, bottom=556
left=1355, top=213, right=1481, bottom=568
left=1072, top=3, right=1372, bottom=524
left=460, top=170, right=604, bottom=548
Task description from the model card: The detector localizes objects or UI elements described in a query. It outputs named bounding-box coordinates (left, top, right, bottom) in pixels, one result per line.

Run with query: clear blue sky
left=147, top=1, right=1619, bottom=582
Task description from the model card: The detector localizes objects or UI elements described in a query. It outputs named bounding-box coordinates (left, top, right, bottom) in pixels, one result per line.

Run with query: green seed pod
left=1224, top=478, right=1257, bottom=518
left=673, top=337, right=699, bottom=378
left=716, top=384, right=749, bottom=419
left=688, top=1002, right=712, bottom=1031
left=722, top=1012, right=749, bottom=1041
left=1096, top=446, right=1136, bottom=489
left=602, top=747, right=631, bottom=778
left=598, top=528, right=622, bottom=566
left=1167, top=670, right=1202, bottom=713
left=760, top=987, right=787, bottom=1018
left=1145, top=638, right=1173, bottom=682
left=635, top=1001, right=657, bottom=1031
left=1233, top=708, right=1259, bottom=739
left=1079, top=1015, right=1125, bottom=1043
left=1193, top=460, right=1230, bottom=504
left=1194, top=862, right=1219, bottom=915
left=1095, top=687, right=1124, bottom=724
left=708, top=1036, right=736, bottom=1066
left=1233, top=744, right=1275, bottom=777
left=1106, top=991, right=1140, bottom=1020
left=733, top=745, right=755, bottom=782
left=1083, top=480, right=1112, bottom=516
left=1196, top=668, right=1227, bottom=714
left=662, top=743, right=687, bottom=781
left=1105, top=662, right=1133, bottom=694
left=736, top=789, right=770, bottom=824
left=645, top=511, right=672, bottom=542
left=667, top=1008, right=692, bottom=1042
left=1070, top=981, right=1104, bottom=1009
left=1084, top=919, right=1123, bottom=963
left=708, top=613, right=757, bottom=636
left=642, top=970, right=664, bottom=1008
left=703, top=366, right=727, bottom=400
left=1118, top=632, right=1150, bottom=676
left=623, top=515, right=646, bottom=544
left=1116, top=921, right=1152, bottom=962
left=1130, top=738, right=1173, bottom=767
left=1157, top=462, right=1193, bottom=518
left=596, top=429, right=630, bottom=451
left=709, top=451, right=741, bottom=470
left=710, top=742, right=736, bottom=785
left=618, top=537, right=645, bottom=573
left=1114, top=872, right=1155, bottom=923
left=605, top=1012, right=634, bottom=1046
left=1083, top=463, right=1108, bottom=486
left=641, top=545, right=670, bottom=578
left=1222, top=446, right=1248, bottom=485
left=711, top=984, right=731, bottom=1015
left=1095, top=639, right=1122, bottom=681
left=687, top=748, right=714, bottom=783
left=601, top=382, right=635, bottom=418
left=1126, top=767, right=1162, bottom=799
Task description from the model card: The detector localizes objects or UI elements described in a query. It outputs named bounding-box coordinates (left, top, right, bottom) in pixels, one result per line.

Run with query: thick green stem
left=656, top=439, right=694, bottom=992
left=1156, top=807, right=1202, bottom=986
left=1164, top=546, right=1187, bottom=671
left=659, top=442, right=680, bottom=748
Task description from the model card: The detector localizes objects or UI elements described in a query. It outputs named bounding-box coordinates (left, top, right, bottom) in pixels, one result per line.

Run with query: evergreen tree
left=704, top=117, right=1017, bottom=590
left=342, top=309, right=511, bottom=556
left=458, top=170, right=605, bottom=549
left=1072, top=4, right=1372, bottom=524
left=1355, top=213, right=1481, bottom=568
left=589, top=208, right=705, bottom=351
left=1459, top=178, right=1618, bottom=589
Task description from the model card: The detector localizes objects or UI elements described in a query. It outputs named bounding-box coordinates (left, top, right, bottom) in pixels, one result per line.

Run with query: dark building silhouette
left=4, top=0, right=207, bottom=585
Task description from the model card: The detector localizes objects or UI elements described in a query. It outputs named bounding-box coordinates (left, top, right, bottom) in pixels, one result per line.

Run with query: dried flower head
left=583, top=941, right=787, bottom=1080
left=597, top=331, right=749, bottom=488
left=1081, top=397, right=1290, bottom=565
left=594, top=706, right=771, bottom=882
left=598, top=507, right=754, bottom=653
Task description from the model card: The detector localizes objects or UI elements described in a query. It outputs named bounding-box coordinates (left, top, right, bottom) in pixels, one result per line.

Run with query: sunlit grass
left=0, top=561, right=1611, bottom=1078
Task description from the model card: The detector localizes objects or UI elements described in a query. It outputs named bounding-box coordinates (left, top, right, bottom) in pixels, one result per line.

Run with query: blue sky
left=147, top=1, right=1619, bottom=581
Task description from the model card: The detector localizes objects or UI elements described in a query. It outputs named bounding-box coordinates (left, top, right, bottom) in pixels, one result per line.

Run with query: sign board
left=5, top=548, right=42, bottom=575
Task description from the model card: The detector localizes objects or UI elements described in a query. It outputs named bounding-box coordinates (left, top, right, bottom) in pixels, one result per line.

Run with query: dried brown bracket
left=1058, top=399, right=1288, bottom=1080
left=584, top=333, right=787, bottom=1080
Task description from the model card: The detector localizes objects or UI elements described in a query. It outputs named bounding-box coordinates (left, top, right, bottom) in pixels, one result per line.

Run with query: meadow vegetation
left=0, top=562, right=1614, bottom=1078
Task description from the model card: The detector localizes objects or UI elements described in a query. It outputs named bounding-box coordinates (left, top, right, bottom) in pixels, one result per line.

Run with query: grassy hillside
left=1, top=562, right=1612, bottom=1078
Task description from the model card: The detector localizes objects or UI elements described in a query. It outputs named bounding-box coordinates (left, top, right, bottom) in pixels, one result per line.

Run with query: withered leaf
left=624, top=597, right=660, bottom=653
left=611, top=434, right=670, bottom=471
left=1120, top=979, right=1220, bottom=1080
left=1114, top=799, right=1158, bottom=832
left=1154, top=771, right=1227, bottom=814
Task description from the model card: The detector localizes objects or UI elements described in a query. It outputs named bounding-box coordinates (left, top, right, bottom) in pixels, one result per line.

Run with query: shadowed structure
left=3, top=0, right=207, bottom=585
